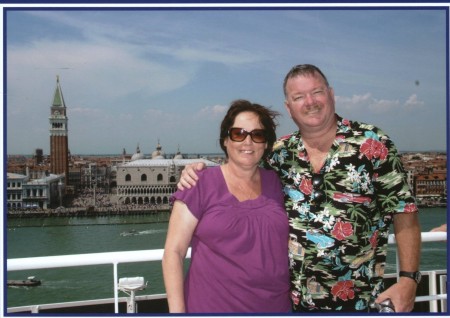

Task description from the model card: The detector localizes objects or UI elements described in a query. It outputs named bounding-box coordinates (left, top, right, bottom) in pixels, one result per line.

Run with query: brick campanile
left=49, top=75, right=69, bottom=185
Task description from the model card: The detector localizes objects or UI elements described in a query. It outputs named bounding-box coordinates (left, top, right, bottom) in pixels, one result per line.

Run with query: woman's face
left=224, top=111, right=267, bottom=169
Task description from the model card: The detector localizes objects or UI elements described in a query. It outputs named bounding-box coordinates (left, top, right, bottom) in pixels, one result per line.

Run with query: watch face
left=415, top=272, right=422, bottom=283
left=400, top=271, right=421, bottom=284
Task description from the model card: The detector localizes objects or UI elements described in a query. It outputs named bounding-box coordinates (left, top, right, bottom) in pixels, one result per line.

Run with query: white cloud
left=336, top=93, right=425, bottom=114
left=335, top=93, right=372, bottom=111
left=8, top=39, right=194, bottom=105
left=404, top=94, right=425, bottom=110
left=368, top=99, right=401, bottom=113
left=148, top=43, right=267, bottom=66
left=197, top=104, right=228, bottom=118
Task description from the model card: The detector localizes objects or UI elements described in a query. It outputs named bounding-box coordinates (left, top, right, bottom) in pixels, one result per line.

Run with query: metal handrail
left=388, top=231, right=447, bottom=312
left=7, top=248, right=191, bottom=313
left=7, top=232, right=447, bottom=313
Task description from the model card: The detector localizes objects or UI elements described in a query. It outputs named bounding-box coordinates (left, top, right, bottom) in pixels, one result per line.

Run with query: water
left=6, top=213, right=170, bottom=308
left=5, top=209, right=447, bottom=308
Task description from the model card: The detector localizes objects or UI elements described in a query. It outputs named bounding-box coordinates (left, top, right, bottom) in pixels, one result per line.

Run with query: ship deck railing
left=7, top=231, right=448, bottom=314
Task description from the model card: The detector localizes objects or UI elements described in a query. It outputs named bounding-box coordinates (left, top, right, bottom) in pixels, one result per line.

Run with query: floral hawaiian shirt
left=264, top=114, right=418, bottom=312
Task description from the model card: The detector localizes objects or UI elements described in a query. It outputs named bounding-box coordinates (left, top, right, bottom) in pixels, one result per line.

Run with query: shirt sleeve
left=170, top=169, right=208, bottom=220
left=373, top=132, right=419, bottom=215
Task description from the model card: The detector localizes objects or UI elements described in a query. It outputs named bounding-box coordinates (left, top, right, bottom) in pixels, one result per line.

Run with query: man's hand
left=431, top=223, right=447, bottom=232
left=375, top=278, right=417, bottom=312
left=177, top=162, right=206, bottom=190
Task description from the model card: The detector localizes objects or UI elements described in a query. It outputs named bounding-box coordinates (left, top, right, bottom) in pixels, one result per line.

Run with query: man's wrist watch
left=399, top=271, right=422, bottom=284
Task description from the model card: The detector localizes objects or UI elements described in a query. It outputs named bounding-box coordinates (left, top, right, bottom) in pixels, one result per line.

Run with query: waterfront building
left=6, top=172, right=64, bottom=210
left=414, top=173, right=447, bottom=207
left=49, top=75, right=69, bottom=186
left=6, top=173, right=28, bottom=209
left=115, top=144, right=218, bottom=206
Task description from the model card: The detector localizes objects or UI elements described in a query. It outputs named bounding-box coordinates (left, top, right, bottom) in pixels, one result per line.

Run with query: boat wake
left=120, top=229, right=166, bottom=237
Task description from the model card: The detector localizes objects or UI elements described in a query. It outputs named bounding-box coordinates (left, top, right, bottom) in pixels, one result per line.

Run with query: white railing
left=387, top=231, right=447, bottom=312
left=7, top=232, right=447, bottom=313
left=7, top=248, right=191, bottom=313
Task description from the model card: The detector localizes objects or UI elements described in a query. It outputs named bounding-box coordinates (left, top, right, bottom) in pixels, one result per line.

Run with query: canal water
left=5, top=208, right=447, bottom=308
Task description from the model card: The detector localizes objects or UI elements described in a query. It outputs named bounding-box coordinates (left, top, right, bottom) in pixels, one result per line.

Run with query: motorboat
left=7, top=276, right=41, bottom=287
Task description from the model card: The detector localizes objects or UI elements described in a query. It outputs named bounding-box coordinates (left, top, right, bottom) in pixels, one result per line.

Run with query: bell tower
left=49, top=75, right=69, bottom=184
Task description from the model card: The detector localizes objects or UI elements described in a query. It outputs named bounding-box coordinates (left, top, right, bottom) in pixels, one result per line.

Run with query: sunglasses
left=311, top=174, right=325, bottom=206
left=228, top=128, right=267, bottom=143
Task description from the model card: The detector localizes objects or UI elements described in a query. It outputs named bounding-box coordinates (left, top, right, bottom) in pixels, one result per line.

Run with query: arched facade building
left=115, top=145, right=218, bottom=206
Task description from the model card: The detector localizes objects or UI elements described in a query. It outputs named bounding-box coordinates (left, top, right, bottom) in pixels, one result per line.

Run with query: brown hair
left=219, top=99, right=279, bottom=159
left=283, top=64, right=330, bottom=97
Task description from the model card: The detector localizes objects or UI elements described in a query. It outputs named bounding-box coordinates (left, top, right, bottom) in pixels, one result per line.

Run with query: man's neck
left=301, top=116, right=337, bottom=151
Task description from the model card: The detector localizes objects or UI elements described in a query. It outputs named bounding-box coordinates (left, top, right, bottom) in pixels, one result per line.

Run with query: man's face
left=284, top=72, right=335, bottom=132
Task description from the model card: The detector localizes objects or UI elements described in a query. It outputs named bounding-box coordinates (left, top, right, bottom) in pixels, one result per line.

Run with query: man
left=178, top=64, right=421, bottom=312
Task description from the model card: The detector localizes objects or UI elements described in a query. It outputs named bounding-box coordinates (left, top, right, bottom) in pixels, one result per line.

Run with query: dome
left=151, top=151, right=165, bottom=159
left=173, top=153, right=183, bottom=159
left=131, top=153, right=144, bottom=161
left=173, top=146, right=183, bottom=159
left=131, top=144, right=144, bottom=161
left=151, top=141, right=165, bottom=159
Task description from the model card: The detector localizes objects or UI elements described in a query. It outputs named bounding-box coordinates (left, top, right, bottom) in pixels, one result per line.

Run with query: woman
left=162, top=99, right=290, bottom=313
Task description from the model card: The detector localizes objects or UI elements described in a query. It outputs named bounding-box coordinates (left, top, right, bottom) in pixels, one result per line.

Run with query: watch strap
left=399, top=271, right=421, bottom=283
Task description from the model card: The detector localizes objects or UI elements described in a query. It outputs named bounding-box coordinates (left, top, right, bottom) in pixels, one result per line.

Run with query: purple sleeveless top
left=171, top=166, right=291, bottom=313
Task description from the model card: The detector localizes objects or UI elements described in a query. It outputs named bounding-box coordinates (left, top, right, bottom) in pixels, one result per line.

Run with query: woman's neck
left=222, top=163, right=261, bottom=202
left=224, top=161, right=259, bottom=181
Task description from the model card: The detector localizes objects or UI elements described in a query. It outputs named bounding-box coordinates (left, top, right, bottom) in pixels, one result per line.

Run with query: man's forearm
left=393, top=213, right=421, bottom=271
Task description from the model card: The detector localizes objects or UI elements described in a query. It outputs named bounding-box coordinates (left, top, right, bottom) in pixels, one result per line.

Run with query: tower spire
left=52, top=75, right=66, bottom=108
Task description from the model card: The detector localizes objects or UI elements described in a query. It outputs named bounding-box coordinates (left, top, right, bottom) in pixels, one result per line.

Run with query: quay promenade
left=7, top=188, right=171, bottom=219
left=7, top=204, right=171, bottom=218
left=8, top=199, right=446, bottom=219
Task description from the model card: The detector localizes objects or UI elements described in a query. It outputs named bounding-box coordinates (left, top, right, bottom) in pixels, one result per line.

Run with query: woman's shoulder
left=195, top=165, right=223, bottom=188
left=171, top=165, right=223, bottom=212
left=260, top=167, right=278, bottom=178
left=259, top=168, right=283, bottom=201
left=199, top=165, right=221, bottom=177
left=259, top=167, right=281, bottom=185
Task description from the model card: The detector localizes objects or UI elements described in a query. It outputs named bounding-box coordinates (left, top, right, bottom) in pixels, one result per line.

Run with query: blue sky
left=4, top=4, right=448, bottom=155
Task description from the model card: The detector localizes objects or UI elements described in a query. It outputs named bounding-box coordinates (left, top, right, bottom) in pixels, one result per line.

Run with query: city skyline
left=4, top=4, right=449, bottom=155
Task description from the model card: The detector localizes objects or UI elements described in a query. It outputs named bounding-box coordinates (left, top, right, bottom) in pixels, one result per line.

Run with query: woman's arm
left=162, top=200, right=198, bottom=313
